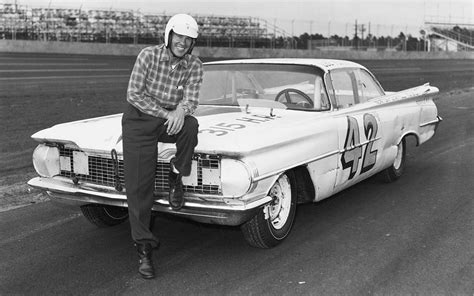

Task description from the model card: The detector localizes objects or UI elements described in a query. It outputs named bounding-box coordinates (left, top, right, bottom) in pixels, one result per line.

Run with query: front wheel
left=381, top=138, right=406, bottom=183
left=80, top=204, right=129, bottom=227
left=241, top=171, right=297, bottom=248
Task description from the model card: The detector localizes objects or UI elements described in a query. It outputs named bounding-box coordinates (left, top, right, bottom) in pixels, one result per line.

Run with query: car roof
left=203, top=58, right=366, bottom=72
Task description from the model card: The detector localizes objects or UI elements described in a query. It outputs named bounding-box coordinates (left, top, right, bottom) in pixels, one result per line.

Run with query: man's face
left=170, top=32, right=194, bottom=57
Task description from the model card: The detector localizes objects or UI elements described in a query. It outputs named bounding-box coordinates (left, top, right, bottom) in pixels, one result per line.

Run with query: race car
left=28, top=58, right=442, bottom=248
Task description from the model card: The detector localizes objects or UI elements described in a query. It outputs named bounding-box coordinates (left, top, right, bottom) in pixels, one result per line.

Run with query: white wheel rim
left=393, top=141, right=403, bottom=170
left=267, top=174, right=292, bottom=230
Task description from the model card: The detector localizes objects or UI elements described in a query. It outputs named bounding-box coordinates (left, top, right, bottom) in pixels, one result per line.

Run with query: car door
left=329, top=68, right=386, bottom=190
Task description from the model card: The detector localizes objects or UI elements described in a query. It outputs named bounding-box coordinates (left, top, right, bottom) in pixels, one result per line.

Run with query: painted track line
left=0, top=68, right=130, bottom=72
left=0, top=74, right=130, bottom=80
left=0, top=63, right=110, bottom=66
left=0, top=212, right=82, bottom=247
left=0, top=57, right=90, bottom=60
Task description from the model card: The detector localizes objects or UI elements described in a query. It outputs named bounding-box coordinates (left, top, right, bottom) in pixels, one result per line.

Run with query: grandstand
left=425, top=22, right=474, bottom=51
left=3, top=2, right=472, bottom=52
left=0, top=2, right=292, bottom=48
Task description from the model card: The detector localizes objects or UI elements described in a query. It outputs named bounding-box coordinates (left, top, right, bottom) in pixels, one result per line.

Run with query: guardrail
left=1, top=39, right=473, bottom=60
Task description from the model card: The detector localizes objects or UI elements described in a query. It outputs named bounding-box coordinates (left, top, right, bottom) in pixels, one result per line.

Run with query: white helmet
left=164, top=14, right=199, bottom=47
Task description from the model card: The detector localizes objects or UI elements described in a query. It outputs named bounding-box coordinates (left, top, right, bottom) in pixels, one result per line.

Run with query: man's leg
left=122, top=104, right=165, bottom=278
left=122, top=104, right=162, bottom=246
left=162, top=116, right=199, bottom=210
left=172, top=115, right=199, bottom=176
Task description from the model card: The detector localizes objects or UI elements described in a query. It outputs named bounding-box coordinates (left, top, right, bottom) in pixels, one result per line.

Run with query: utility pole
left=389, top=25, right=394, bottom=49
left=327, top=21, right=331, bottom=47
left=344, top=23, right=348, bottom=47
left=376, top=24, right=380, bottom=48
left=291, top=19, right=294, bottom=49
left=405, top=25, right=408, bottom=51
left=368, top=22, right=371, bottom=47
left=354, top=19, right=358, bottom=49
left=273, top=18, right=276, bottom=49
left=360, top=24, right=366, bottom=47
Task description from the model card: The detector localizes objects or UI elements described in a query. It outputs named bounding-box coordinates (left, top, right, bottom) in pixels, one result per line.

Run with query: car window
left=314, top=76, right=330, bottom=110
left=356, top=69, right=385, bottom=102
left=330, top=69, right=357, bottom=108
left=330, top=68, right=384, bottom=108
left=200, top=64, right=330, bottom=111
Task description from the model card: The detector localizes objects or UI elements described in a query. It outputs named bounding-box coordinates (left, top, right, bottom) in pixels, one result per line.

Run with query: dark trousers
left=121, top=104, right=198, bottom=247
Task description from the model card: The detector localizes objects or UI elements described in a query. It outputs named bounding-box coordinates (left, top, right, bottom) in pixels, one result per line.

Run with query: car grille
left=58, top=147, right=221, bottom=195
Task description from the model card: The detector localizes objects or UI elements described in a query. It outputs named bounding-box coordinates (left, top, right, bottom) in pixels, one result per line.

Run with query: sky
left=6, top=0, right=474, bottom=37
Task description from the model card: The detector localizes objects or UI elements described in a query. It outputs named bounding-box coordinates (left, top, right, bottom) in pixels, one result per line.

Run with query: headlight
left=220, top=158, right=251, bottom=197
left=32, top=144, right=60, bottom=177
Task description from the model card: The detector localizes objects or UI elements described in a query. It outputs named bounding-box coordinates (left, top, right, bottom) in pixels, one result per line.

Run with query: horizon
left=2, top=0, right=473, bottom=37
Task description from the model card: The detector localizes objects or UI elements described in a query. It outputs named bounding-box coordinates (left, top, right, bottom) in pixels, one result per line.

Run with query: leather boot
left=169, top=170, right=184, bottom=210
left=136, top=243, right=155, bottom=279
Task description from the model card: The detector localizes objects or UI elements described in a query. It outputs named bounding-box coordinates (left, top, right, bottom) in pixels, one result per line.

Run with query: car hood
left=31, top=105, right=329, bottom=156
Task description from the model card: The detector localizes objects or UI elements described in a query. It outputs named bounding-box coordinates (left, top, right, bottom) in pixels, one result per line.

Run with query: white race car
left=28, top=59, right=442, bottom=248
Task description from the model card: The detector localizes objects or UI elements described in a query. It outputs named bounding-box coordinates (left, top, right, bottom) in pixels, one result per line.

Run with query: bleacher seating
left=0, top=3, right=277, bottom=46
left=426, top=23, right=474, bottom=51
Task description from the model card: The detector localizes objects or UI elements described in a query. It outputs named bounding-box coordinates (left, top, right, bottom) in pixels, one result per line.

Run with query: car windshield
left=200, top=63, right=330, bottom=111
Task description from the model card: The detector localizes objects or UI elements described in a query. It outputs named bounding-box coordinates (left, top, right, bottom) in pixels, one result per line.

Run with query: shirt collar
left=160, top=45, right=190, bottom=69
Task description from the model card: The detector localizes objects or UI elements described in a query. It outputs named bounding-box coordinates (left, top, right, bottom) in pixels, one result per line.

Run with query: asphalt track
left=0, top=53, right=473, bottom=295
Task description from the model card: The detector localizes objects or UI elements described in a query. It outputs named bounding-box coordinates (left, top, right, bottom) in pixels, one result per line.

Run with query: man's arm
left=179, top=59, right=204, bottom=116
left=166, top=59, right=203, bottom=135
left=127, top=48, right=170, bottom=119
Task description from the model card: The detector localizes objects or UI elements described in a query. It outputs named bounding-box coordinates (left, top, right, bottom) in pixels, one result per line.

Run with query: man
left=121, top=14, right=203, bottom=279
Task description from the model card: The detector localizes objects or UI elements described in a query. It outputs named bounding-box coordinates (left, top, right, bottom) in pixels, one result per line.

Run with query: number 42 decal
left=341, top=113, right=379, bottom=180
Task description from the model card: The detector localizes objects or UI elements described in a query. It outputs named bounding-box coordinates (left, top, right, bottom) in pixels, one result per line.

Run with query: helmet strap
left=187, top=39, right=196, bottom=55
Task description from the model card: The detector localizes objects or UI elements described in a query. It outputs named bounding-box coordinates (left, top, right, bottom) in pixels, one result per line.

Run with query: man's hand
left=165, top=107, right=186, bottom=135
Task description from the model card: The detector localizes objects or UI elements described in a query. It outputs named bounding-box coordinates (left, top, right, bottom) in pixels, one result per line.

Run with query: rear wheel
left=241, top=171, right=297, bottom=248
left=80, top=204, right=129, bottom=227
left=381, top=138, right=406, bottom=183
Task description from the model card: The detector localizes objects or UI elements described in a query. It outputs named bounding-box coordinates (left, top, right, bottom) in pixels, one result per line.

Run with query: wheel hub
left=266, top=176, right=292, bottom=230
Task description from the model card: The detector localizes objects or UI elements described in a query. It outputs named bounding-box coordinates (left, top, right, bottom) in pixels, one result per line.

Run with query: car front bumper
left=27, top=177, right=271, bottom=226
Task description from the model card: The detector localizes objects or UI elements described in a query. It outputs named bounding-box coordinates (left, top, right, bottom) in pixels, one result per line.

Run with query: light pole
left=327, top=21, right=331, bottom=47
left=291, top=19, right=295, bottom=49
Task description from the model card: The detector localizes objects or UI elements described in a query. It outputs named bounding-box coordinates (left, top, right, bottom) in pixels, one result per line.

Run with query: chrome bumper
left=28, top=177, right=271, bottom=226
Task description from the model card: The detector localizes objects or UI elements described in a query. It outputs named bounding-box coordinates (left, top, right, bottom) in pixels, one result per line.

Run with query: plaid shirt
left=127, top=44, right=203, bottom=119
